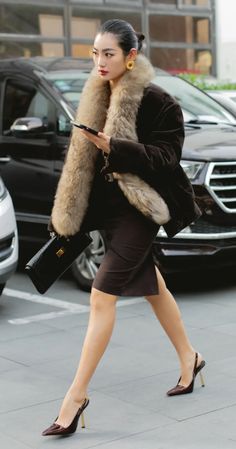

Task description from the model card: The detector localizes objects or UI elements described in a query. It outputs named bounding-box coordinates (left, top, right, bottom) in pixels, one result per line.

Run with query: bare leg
left=145, top=268, right=202, bottom=387
left=56, top=288, right=117, bottom=427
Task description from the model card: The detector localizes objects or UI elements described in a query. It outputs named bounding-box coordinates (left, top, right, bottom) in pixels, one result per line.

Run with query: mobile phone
left=71, top=121, right=99, bottom=136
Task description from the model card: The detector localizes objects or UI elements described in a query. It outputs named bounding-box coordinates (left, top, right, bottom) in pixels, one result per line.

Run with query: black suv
left=0, top=57, right=236, bottom=290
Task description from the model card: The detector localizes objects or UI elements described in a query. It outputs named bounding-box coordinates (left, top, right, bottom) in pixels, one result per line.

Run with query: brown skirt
left=93, top=206, right=159, bottom=297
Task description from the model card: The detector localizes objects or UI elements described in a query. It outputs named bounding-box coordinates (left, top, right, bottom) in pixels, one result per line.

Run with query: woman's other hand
left=80, top=130, right=111, bottom=154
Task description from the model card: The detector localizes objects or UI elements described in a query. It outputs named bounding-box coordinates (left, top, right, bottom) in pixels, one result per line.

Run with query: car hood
left=183, top=126, right=236, bottom=161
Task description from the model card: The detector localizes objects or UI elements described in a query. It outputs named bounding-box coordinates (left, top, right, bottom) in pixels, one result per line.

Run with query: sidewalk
left=0, top=273, right=236, bottom=449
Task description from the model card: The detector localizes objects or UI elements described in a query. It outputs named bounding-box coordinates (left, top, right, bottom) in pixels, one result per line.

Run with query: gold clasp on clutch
left=56, top=247, right=65, bottom=258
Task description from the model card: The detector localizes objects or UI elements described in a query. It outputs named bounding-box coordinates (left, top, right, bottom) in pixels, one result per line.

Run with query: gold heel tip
left=199, top=371, right=205, bottom=387
left=80, top=411, right=86, bottom=429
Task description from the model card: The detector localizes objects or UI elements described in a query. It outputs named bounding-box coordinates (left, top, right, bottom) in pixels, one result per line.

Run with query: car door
left=0, top=76, right=57, bottom=229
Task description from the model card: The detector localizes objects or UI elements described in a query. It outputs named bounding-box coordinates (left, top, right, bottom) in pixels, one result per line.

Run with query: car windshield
left=44, top=70, right=236, bottom=125
left=209, top=90, right=236, bottom=104
left=44, top=71, right=89, bottom=109
left=153, top=74, right=236, bottom=125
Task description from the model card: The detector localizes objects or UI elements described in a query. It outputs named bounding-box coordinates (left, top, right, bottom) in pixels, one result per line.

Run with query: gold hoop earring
left=126, top=60, right=134, bottom=71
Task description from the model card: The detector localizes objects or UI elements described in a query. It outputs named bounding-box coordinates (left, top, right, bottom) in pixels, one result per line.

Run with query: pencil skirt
left=92, top=207, right=159, bottom=297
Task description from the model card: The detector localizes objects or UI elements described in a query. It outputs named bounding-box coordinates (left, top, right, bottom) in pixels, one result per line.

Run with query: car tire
left=0, top=283, right=6, bottom=295
left=71, top=230, right=107, bottom=291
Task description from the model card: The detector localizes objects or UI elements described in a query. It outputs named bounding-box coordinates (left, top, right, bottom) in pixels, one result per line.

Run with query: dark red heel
left=167, top=353, right=205, bottom=396
left=42, top=398, right=89, bottom=436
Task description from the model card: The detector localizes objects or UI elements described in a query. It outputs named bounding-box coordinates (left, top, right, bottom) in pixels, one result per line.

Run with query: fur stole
left=51, top=54, right=170, bottom=236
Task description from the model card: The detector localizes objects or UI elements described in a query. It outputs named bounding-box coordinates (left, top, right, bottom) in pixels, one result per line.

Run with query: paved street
left=0, top=267, right=236, bottom=449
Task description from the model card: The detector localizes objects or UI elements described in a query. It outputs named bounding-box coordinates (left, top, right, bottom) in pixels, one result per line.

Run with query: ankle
left=68, top=386, right=88, bottom=403
left=179, top=349, right=196, bottom=366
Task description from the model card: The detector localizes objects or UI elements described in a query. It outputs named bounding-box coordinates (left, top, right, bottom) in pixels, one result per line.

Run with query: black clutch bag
left=25, top=232, right=92, bottom=294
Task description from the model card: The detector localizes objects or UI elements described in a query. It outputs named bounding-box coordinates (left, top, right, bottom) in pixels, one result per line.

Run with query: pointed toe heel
left=42, top=398, right=89, bottom=436
left=167, top=353, right=206, bottom=397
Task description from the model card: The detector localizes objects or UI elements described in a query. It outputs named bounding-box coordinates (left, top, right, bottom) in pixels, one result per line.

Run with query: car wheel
left=71, top=230, right=107, bottom=291
left=0, top=283, right=6, bottom=296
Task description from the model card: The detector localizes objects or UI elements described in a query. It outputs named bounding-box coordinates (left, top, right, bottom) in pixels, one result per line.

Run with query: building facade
left=215, top=0, right=236, bottom=80
left=0, top=0, right=216, bottom=75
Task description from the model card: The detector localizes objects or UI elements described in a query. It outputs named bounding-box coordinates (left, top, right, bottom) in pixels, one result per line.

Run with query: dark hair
left=99, top=19, right=145, bottom=55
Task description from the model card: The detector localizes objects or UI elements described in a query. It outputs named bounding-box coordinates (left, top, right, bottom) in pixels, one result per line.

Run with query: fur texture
left=113, top=173, right=170, bottom=225
left=51, top=54, right=170, bottom=236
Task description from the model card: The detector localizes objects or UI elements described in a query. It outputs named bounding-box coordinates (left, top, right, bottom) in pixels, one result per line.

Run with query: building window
left=0, top=5, right=64, bottom=36
left=71, top=8, right=142, bottom=58
left=150, top=47, right=212, bottom=74
left=148, top=0, right=176, bottom=4
left=0, top=4, right=64, bottom=57
left=180, top=0, right=210, bottom=6
left=0, top=41, right=64, bottom=59
left=149, top=15, right=210, bottom=44
left=105, top=0, right=142, bottom=4
left=71, top=17, right=100, bottom=58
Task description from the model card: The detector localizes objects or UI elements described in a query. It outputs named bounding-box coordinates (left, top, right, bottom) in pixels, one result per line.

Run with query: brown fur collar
left=51, top=54, right=170, bottom=236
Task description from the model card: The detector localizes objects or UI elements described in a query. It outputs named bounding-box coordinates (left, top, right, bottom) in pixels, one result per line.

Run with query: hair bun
left=135, top=32, right=145, bottom=51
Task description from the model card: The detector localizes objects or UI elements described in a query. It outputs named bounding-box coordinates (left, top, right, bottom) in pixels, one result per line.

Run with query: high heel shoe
left=167, top=352, right=205, bottom=396
left=42, top=398, right=89, bottom=436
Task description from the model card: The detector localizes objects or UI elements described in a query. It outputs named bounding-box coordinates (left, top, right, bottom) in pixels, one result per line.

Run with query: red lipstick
left=99, top=70, right=108, bottom=76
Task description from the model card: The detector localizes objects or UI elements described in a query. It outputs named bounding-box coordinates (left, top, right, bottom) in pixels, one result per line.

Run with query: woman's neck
left=109, top=73, right=124, bottom=91
left=109, top=80, right=116, bottom=91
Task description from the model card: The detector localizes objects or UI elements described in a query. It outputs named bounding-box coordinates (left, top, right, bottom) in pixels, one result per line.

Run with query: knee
left=90, top=288, right=117, bottom=313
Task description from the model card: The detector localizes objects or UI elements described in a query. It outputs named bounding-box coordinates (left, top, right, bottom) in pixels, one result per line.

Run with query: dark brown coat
left=51, top=54, right=201, bottom=238
left=103, top=83, right=201, bottom=237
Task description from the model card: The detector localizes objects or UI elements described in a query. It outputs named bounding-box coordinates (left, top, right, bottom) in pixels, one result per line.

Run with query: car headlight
left=0, top=177, right=7, bottom=200
left=180, top=160, right=204, bottom=180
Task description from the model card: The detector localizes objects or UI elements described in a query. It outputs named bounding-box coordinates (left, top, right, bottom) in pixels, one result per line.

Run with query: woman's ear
left=127, top=47, right=137, bottom=61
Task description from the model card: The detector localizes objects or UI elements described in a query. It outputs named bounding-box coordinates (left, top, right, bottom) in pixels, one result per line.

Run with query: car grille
left=157, top=218, right=236, bottom=239
left=190, top=219, right=236, bottom=235
left=205, top=161, right=236, bottom=213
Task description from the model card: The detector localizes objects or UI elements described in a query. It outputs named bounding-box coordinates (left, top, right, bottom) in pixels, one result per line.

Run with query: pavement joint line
left=4, top=288, right=144, bottom=325
left=77, top=421, right=173, bottom=449
left=0, top=430, right=32, bottom=449
left=0, top=397, right=64, bottom=416
left=0, top=388, right=102, bottom=416
left=0, top=355, right=28, bottom=367
left=174, top=401, right=236, bottom=422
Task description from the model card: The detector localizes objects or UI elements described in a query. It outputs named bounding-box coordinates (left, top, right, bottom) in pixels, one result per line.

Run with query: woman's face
left=92, top=32, right=135, bottom=84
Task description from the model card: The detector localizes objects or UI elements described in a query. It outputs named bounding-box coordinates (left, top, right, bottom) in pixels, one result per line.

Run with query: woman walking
left=42, top=19, right=205, bottom=437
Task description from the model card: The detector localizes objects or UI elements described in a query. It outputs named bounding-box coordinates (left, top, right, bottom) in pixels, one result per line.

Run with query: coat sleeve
left=105, top=89, right=185, bottom=177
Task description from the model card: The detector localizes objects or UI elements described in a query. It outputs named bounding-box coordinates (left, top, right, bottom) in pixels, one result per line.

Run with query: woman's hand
left=80, top=129, right=111, bottom=154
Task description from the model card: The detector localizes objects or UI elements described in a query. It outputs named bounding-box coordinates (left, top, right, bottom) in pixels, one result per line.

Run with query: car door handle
left=0, top=157, right=11, bottom=163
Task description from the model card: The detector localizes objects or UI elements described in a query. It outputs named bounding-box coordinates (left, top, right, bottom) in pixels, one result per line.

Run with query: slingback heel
left=167, top=352, right=206, bottom=396
left=42, top=398, right=89, bottom=436
left=199, top=370, right=205, bottom=387
left=80, top=411, right=86, bottom=428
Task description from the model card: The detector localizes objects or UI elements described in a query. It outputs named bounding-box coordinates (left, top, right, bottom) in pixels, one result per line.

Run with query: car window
left=44, top=71, right=89, bottom=109
left=44, top=69, right=236, bottom=126
left=57, top=110, right=72, bottom=136
left=207, top=92, right=236, bottom=114
left=153, top=75, right=236, bottom=125
left=2, top=79, right=53, bottom=133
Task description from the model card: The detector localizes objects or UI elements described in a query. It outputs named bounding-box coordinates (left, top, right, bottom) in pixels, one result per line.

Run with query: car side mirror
left=10, top=117, right=48, bottom=136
